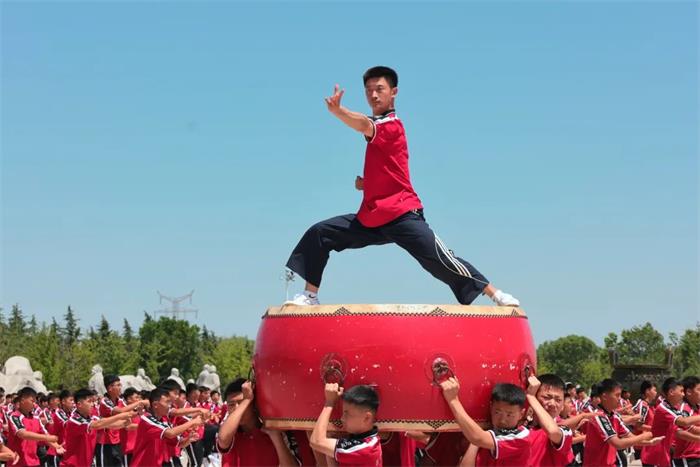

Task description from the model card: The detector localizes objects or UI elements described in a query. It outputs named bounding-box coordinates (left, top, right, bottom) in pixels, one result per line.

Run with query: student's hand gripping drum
left=253, top=304, right=536, bottom=432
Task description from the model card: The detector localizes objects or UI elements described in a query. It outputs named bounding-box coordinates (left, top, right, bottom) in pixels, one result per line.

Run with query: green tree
left=673, top=324, right=700, bottom=377
left=537, top=335, right=610, bottom=388
left=605, top=323, right=667, bottom=365
left=62, top=306, right=81, bottom=346
left=138, top=315, right=202, bottom=381
left=210, top=336, right=254, bottom=384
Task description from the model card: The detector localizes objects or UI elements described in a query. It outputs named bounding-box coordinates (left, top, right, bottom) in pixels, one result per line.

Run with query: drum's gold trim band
left=263, top=417, right=488, bottom=432
left=265, top=304, right=526, bottom=319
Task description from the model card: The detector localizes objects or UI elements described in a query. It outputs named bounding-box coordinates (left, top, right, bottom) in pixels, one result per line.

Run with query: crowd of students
left=0, top=372, right=699, bottom=467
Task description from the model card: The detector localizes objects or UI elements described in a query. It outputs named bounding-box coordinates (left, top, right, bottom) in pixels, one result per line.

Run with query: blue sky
left=2, top=1, right=697, bottom=347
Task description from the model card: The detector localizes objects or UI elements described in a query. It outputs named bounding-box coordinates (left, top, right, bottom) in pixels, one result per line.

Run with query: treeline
left=537, top=322, right=700, bottom=389
left=0, top=304, right=254, bottom=390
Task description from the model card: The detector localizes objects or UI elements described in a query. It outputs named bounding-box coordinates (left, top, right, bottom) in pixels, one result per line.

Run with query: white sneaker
left=284, top=291, right=320, bottom=306
left=492, top=289, right=520, bottom=307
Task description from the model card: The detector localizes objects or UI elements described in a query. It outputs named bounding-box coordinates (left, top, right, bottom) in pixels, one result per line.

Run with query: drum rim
left=265, top=304, right=527, bottom=318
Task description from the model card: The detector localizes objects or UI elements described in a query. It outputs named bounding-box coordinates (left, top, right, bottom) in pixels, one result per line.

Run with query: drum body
left=253, top=304, right=535, bottom=432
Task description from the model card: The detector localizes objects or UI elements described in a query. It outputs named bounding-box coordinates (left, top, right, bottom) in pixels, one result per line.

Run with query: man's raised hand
left=324, top=383, right=343, bottom=406
left=324, top=85, right=345, bottom=114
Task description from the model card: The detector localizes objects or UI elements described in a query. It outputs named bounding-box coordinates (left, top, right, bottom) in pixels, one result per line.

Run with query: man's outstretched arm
left=325, top=85, right=374, bottom=138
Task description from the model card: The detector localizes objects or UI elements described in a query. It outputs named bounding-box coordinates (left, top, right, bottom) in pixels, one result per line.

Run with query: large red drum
left=253, top=304, right=535, bottom=432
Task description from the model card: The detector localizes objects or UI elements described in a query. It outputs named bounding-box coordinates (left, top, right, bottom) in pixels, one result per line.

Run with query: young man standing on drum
left=285, top=66, right=520, bottom=307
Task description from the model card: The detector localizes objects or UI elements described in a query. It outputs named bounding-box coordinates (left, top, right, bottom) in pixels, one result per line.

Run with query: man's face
left=212, top=393, right=220, bottom=404
left=644, top=386, right=658, bottom=401
left=561, top=398, right=572, bottom=417
left=168, top=389, right=179, bottom=404
left=153, top=395, right=172, bottom=417
left=189, top=390, right=200, bottom=403
left=49, top=397, right=59, bottom=410
left=364, top=77, right=397, bottom=116
left=108, top=381, right=122, bottom=398
left=600, top=388, right=621, bottom=412
left=61, top=396, right=75, bottom=412
left=200, top=390, right=210, bottom=402
left=577, top=391, right=587, bottom=401
left=341, top=401, right=373, bottom=434
left=567, top=387, right=576, bottom=398
left=537, top=385, right=565, bottom=419
left=18, top=395, right=36, bottom=414
left=76, top=397, right=94, bottom=416
left=667, top=385, right=684, bottom=405
left=685, top=384, right=700, bottom=406
left=225, top=392, right=255, bottom=426
left=490, top=401, right=525, bottom=430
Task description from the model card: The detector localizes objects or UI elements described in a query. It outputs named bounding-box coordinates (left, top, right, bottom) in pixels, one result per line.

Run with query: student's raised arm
left=440, top=378, right=495, bottom=451
left=217, top=382, right=254, bottom=450
left=89, top=411, right=134, bottom=431
left=310, top=383, right=343, bottom=457
left=459, top=443, right=479, bottom=467
left=526, top=377, right=564, bottom=446
left=264, top=429, right=301, bottom=467
left=325, top=85, right=374, bottom=138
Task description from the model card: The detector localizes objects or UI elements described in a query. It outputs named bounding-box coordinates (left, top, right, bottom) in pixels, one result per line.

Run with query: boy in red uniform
left=285, top=66, right=519, bottom=308
left=118, top=388, right=142, bottom=467
left=131, top=387, right=203, bottom=467
left=96, top=375, right=144, bottom=467
left=583, top=379, right=663, bottom=467
left=217, top=379, right=299, bottom=467
left=310, top=383, right=382, bottom=466
left=642, top=377, right=700, bottom=467
left=440, top=377, right=532, bottom=467
left=671, top=376, right=700, bottom=467
left=6, top=387, right=63, bottom=467
left=61, top=389, right=135, bottom=467
left=527, top=374, right=578, bottom=467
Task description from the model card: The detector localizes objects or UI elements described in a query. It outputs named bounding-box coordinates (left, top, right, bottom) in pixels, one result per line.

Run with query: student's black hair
left=140, top=390, right=150, bottom=399
left=576, top=387, right=586, bottom=394
left=598, top=379, right=622, bottom=395
left=186, top=383, right=200, bottom=397
left=198, top=386, right=210, bottom=393
left=563, top=393, right=572, bottom=399
left=47, top=392, right=59, bottom=401
left=122, top=387, right=139, bottom=400
left=223, top=378, right=247, bottom=399
left=682, top=376, right=700, bottom=392
left=211, top=390, right=220, bottom=396
left=17, top=387, right=38, bottom=399
left=149, top=387, right=171, bottom=406
left=538, top=374, right=565, bottom=392
left=74, top=388, right=93, bottom=403
left=565, top=383, right=576, bottom=392
left=0, top=386, right=5, bottom=394
left=662, top=377, right=681, bottom=395
left=341, top=385, right=380, bottom=413
left=491, top=383, right=526, bottom=407
left=103, top=374, right=120, bottom=388
left=363, top=66, right=398, bottom=88
left=38, top=394, right=49, bottom=404
left=590, top=384, right=601, bottom=398
left=159, top=379, right=181, bottom=393
left=640, top=380, right=655, bottom=395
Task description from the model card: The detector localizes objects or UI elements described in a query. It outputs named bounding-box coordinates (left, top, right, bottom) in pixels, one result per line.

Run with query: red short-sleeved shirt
left=119, top=413, right=140, bottom=455
left=583, top=410, right=630, bottom=467
left=7, top=410, right=47, bottom=467
left=357, top=110, right=422, bottom=228
left=131, top=413, right=178, bottom=467
left=422, top=432, right=468, bottom=466
left=673, top=402, right=699, bottom=460
left=334, top=428, right=382, bottom=466
left=98, top=397, right=124, bottom=445
left=528, top=425, right=573, bottom=467
left=380, top=431, right=426, bottom=467
left=641, top=400, right=685, bottom=466
left=475, top=426, right=531, bottom=467
left=52, top=409, right=70, bottom=445
left=61, top=411, right=99, bottom=467
left=217, top=426, right=280, bottom=467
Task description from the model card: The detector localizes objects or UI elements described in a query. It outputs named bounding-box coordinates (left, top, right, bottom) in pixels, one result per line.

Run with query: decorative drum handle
left=431, top=357, right=455, bottom=385
left=320, top=354, right=346, bottom=386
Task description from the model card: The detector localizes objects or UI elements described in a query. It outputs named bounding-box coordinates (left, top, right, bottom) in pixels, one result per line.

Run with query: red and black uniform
left=672, top=402, right=700, bottom=467
left=475, top=425, right=531, bottom=467
left=7, top=409, right=48, bottom=467
left=181, top=402, right=205, bottom=467
left=61, top=411, right=99, bottom=467
left=421, top=432, right=468, bottom=466
left=641, top=400, right=688, bottom=467
left=131, top=413, right=179, bottom=467
left=119, top=413, right=140, bottom=467
left=583, top=408, right=631, bottom=467
left=334, top=428, right=382, bottom=466
left=96, top=397, right=124, bottom=467
left=528, top=422, right=574, bottom=467
left=286, top=110, right=488, bottom=303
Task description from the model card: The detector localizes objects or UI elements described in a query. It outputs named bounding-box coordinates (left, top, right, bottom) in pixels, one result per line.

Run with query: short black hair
left=38, top=394, right=49, bottom=404
left=74, top=388, right=93, bottom=403
left=122, top=387, right=139, bottom=400
left=640, top=380, right=655, bottom=395
left=149, top=387, right=170, bottom=406
left=576, top=387, right=586, bottom=394
left=224, top=378, right=247, bottom=399
left=491, top=383, right=526, bottom=407
left=363, top=66, right=398, bottom=88
left=104, top=374, right=120, bottom=388
left=58, top=390, right=73, bottom=401
left=159, top=380, right=181, bottom=393
left=590, top=384, right=601, bottom=398
left=598, top=379, right=622, bottom=395
left=342, top=385, right=379, bottom=413
left=47, top=392, right=59, bottom=402
left=17, top=387, right=38, bottom=399
left=186, top=383, right=199, bottom=396
left=682, top=376, right=700, bottom=391
left=662, top=377, right=681, bottom=395
left=538, top=374, right=565, bottom=392
left=211, top=390, right=220, bottom=396
left=199, top=386, right=210, bottom=393
left=565, top=383, right=576, bottom=391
